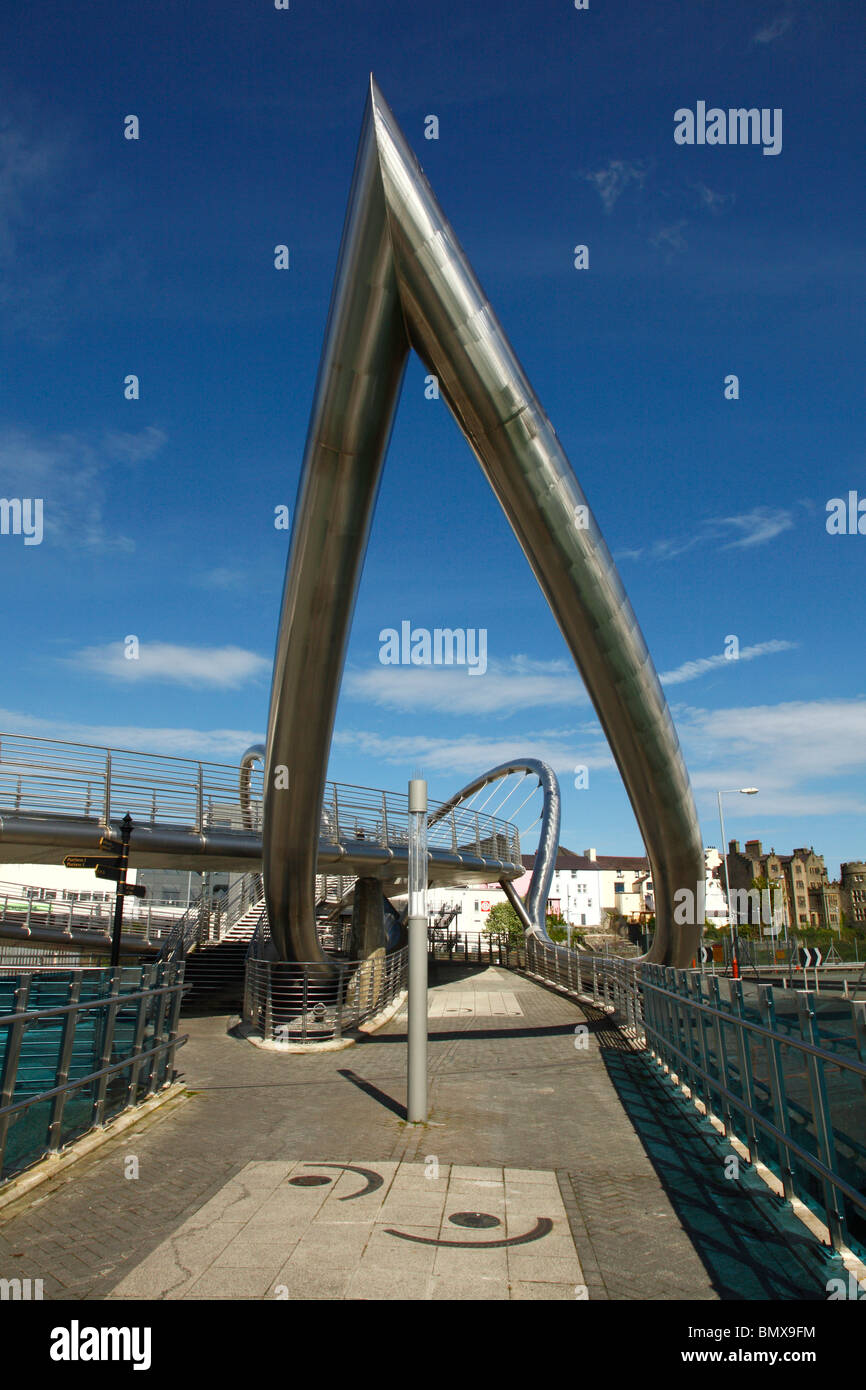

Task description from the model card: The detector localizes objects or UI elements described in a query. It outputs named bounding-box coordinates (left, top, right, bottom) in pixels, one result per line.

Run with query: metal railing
left=243, top=910, right=407, bottom=1043
left=430, top=931, right=523, bottom=968
left=0, top=879, right=193, bottom=946
left=0, top=961, right=186, bottom=1184
left=0, top=732, right=522, bottom=867
left=524, top=936, right=866, bottom=1256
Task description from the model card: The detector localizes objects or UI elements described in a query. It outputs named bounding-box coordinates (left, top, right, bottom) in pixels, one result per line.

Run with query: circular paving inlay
left=289, top=1175, right=331, bottom=1186
left=448, top=1211, right=501, bottom=1229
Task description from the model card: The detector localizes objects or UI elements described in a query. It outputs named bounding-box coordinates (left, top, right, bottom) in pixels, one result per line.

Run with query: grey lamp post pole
left=717, top=788, right=758, bottom=979
left=407, top=778, right=429, bottom=1123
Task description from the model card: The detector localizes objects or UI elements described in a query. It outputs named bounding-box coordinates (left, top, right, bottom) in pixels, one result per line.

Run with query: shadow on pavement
left=598, top=1039, right=843, bottom=1300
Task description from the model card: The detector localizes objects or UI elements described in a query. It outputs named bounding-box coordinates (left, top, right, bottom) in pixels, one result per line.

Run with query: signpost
left=63, top=812, right=142, bottom=965
left=798, top=945, right=823, bottom=993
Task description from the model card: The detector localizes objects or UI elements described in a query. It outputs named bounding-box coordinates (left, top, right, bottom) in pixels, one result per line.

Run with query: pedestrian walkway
left=0, top=963, right=842, bottom=1300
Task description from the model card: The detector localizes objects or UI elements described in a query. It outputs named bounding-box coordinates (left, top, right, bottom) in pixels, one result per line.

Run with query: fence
left=0, top=879, right=190, bottom=948
left=243, top=911, right=407, bottom=1043
left=524, top=936, right=866, bottom=1257
left=0, top=961, right=186, bottom=1184
left=429, top=932, right=524, bottom=968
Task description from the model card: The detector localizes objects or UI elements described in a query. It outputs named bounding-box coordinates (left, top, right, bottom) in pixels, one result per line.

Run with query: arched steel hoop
left=430, top=760, right=560, bottom=938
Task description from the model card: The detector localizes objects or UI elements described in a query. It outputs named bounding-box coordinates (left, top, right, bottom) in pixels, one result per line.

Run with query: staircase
left=180, top=888, right=265, bottom=1012
left=222, top=901, right=266, bottom=942
left=181, top=938, right=250, bottom=1013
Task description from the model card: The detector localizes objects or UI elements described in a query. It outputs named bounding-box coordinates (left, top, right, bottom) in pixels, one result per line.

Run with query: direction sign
left=698, top=945, right=713, bottom=965
left=118, top=883, right=146, bottom=898
left=99, top=836, right=124, bottom=853
left=798, top=947, right=823, bottom=968
left=95, top=864, right=124, bottom=883
left=64, top=855, right=120, bottom=871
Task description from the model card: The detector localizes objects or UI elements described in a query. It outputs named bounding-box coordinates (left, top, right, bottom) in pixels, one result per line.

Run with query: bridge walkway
left=0, top=964, right=841, bottom=1301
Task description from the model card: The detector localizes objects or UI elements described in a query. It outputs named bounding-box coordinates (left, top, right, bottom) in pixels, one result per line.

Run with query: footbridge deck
left=0, top=732, right=522, bottom=885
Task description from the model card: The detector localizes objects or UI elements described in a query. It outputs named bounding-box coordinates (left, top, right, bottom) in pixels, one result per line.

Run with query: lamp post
left=717, top=788, right=758, bottom=979
left=407, top=777, right=428, bottom=1123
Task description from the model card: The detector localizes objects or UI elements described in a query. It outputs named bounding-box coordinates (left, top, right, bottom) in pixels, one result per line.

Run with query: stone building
left=725, top=839, right=840, bottom=932
left=839, top=862, right=866, bottom=927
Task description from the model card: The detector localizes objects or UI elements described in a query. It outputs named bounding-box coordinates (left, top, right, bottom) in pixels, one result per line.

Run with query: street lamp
left=717, top=788, right=758, bottom=979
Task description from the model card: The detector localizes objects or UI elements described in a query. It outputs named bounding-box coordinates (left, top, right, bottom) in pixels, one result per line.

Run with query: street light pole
left=717, top=788, right=759, bottom=980
left=407, top=777, right=429, bottom=1123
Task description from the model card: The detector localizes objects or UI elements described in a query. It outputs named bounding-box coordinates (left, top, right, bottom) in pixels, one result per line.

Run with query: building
left=839, top=862, right=866, bottom=927
left=512, top=849, right=603, bottom=928
left=724, top=840, right=841, bottom=932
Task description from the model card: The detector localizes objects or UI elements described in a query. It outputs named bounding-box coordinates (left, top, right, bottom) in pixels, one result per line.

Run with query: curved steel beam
left=263, top=77, right=704, bottom=966
left=239, top=743, right=265, bottom=832
left=429, top=760, right=559, bottom=937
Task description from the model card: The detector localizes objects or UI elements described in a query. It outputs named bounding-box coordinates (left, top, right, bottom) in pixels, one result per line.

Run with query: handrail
left=524, top=936, right=866, bottom=1254
left=0, top=961, right=186, bottom=1183
left=0, top=729, right=521, bottom=866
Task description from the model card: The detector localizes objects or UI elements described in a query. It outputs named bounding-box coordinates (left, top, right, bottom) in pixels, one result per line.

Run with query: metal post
left=407, top=777, right=428, bottom=1123
left=718, top=791, right=740, bottom=979
left=110, top=813, right=133, bottom=969
left=47, top=976, right=82, bottom=1151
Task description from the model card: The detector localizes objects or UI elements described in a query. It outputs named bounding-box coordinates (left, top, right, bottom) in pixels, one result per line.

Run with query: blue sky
left=0, top=0, right=864, bottom=875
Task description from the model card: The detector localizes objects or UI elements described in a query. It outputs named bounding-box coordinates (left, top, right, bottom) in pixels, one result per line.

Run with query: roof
left=521, top=847, right=649, bottom=874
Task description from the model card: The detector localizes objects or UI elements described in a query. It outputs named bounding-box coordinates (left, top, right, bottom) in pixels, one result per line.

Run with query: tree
left=484, top=900, right=525, bottom=945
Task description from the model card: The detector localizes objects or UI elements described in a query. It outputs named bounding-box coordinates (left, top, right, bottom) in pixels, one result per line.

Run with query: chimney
left=584, top=847, right=597, bottom=862
left=729, top=839, right=740, bottom=854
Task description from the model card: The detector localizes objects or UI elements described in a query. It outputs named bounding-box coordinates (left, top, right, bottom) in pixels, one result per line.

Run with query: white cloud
left=583, top=160, right=647, bottom=212
left=617, top=507, right=794, bottom=563
left=717, top=507, right=795, bottom=549
left=693, top=183, right=735, bottom=213
left=68, top=641, right=271, bottom=689
left=333, top=728, right=613, bottom=780
left=660, top=640, right=796, bottom=687
left=344, top=656, right=588, bottom=715
left=0, top=708, right=262, bottom=762
left=0, top=425, right=167, bottom=550
left=753, top=14, right=793, bottom=44
left=651, top=221, right=688, bottom=254
left=676, top=698, right=866, bottom=821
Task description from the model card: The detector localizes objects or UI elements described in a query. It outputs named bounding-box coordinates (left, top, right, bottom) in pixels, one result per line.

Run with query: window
left=614, top=883, right=625, bottom=894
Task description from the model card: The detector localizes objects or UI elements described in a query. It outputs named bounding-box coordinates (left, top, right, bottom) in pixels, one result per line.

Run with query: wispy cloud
left=718, top=507, right=795, bottom=549
left=618, top=507, right=794, bottom=563
left=660, top=640, right=796, bottom=688
left=693, top=183, right=735, bottom=213
left=0, top=708, right=262, bottom=762
left=752, top=14, right=793, bottom=44
left=651, top=221, right=688, bottom=254
left=333, top=728, right=613, bottom=780
left=0, top=425, right=167, bottom=551
left=67, top=641, right=270, bottom=689
left=193, top=566, right=252, bottom=592
left=0, top=117, right=67, bottom=261
left=677, top=698, right=866, bottom=825
left=583, top=160, right=648, bottom=213
left=344, top=655, right=587, bottom=715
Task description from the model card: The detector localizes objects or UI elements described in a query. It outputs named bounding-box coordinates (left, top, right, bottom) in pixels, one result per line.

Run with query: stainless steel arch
left=262, top=77, right=704, bottom=967
left=239, top=743, right=265, bottom=832
left=429, top=760, right=559, bottom=938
